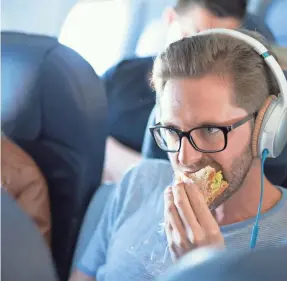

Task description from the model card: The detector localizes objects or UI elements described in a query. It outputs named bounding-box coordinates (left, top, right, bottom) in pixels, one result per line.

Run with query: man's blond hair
left=152, top=29, right=283, bottom=113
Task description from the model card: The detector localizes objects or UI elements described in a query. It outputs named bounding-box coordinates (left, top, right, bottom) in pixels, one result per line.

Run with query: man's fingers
left=164, top=187, right=185, bottom=236
left=185, top=183, right=220, bottom=233
left=172, top=183, right=203, bottom=243
left=164, top=183, right=224, bottom=254
left=164, top=187, right=190, bottom=249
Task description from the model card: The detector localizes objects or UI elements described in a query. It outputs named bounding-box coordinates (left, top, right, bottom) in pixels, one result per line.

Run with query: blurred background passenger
left=1, top=135, right=51, bottom=244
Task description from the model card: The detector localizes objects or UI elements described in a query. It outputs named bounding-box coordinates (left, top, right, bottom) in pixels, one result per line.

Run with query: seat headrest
left=1, top=32, right=58, bottom=137
left=1, top=189, right=58, bottom=281
left=159, top=246, right=287, bottom=281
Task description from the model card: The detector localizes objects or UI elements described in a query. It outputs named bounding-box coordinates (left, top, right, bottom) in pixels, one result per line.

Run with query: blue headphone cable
left=250, top=148, right=270, bottom=249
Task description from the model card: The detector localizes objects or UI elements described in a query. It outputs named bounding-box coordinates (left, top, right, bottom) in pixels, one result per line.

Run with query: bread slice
left=175, top=166, right=229, bottom=207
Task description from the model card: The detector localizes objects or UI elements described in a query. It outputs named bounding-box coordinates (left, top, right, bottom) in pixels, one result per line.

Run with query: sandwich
left=175, top=166, right=229, bottom=208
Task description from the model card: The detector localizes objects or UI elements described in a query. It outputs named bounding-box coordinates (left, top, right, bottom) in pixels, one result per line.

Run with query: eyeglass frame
left=149, top=113, right=257, bottom=153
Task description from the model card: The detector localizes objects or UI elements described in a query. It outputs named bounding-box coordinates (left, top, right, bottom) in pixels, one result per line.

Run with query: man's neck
left=215, top=160, right=282, bottom=226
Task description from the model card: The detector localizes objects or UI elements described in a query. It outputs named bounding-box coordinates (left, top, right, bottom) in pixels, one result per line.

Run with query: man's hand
left=164, top=181, right=224, bottom=261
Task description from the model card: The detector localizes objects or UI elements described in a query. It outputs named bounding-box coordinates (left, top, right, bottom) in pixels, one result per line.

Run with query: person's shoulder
left=262, top=186, right=287, bottom=219
left=265, top=186, right=287, bottom=246
left=277, top=186, right=287, bottom=208
left=120, top=159, right=173, bottom=196
left=131, top=158, right=173, bottom=182
left=261, top=186, right=287, bottom=230
left=113, top=159, right=173, bottom=224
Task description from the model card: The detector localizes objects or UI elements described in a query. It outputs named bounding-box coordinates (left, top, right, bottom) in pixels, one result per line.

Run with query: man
left=102, top=0, right=275, bottom=183
left=70, top=30, right=287, bottom=281
left=1, top=136, right=51, bottom=244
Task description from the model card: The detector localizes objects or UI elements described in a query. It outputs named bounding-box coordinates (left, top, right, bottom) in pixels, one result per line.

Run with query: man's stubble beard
left=210, top=142, right=254, bottom=210
left=170, top=140, right=254, bottom=210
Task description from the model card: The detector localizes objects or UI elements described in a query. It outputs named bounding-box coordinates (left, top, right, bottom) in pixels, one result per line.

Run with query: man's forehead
left=159, top=77, right=247, bottom=127
left=162, top=76, right=233, bottom=105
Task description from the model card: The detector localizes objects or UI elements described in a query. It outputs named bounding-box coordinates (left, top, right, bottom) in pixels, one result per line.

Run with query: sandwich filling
left=175, top=165, right=229, bottom=207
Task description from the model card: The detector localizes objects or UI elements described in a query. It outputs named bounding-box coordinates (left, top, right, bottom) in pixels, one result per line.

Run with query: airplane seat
left=1, top=32, right=108, bottom=281
left=158, top=246, right=287, bottom=281
left=264, top=0, right=287, bottom=46
left=248, top=0, right=287, bottom=46
left=1, top=189, right=58, bottom=281
left=142, top=106, right=287, bottom=188
left=142, top=107, right=168, bottom=160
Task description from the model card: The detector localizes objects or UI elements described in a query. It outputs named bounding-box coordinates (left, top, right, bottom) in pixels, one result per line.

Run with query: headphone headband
left=198, top=28, right=287, bottom=106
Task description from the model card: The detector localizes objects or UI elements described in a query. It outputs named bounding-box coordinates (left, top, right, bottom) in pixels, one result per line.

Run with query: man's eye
left=204, top=127, right=220, bottom=134
left=167, top=128, right=176, bottom=133
left=165, top=128, right=178, bottom=137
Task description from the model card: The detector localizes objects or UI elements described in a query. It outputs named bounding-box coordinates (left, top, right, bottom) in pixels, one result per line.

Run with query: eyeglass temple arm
left=230, top=113, right=258, bottom=130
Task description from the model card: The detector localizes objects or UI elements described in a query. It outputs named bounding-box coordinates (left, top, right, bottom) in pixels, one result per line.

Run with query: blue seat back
left=265, top=0, right=287, bottom=45
left=1, top=32, right=108, bottom=280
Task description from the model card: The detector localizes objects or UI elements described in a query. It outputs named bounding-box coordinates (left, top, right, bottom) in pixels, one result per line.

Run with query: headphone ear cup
left=252, top=95, right=277, bottom=157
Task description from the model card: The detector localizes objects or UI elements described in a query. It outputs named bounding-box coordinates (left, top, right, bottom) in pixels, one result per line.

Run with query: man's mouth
left=174, top=170, right=197, bottom=183
left=178, top=168, right=207, bottom=177
left=179, top=165, right=219, bottom=175
left=183, top=171, right=197, bottom=177
left=175, top=166, right=220, bottom=183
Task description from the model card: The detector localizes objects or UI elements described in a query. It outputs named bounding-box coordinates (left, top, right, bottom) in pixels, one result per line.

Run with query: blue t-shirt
left=78, top=160, right=287, bottom=281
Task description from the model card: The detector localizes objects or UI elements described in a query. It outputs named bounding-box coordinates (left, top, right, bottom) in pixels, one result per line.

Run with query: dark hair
left=175, top=0, right=247, bottom=19
left=152, top=29, right=279, bottom=114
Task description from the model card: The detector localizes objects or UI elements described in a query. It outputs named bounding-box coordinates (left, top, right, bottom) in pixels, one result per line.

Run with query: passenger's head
left=151, top=30, right=280, bottom=205
left=164, top=0, right=247, bottom=44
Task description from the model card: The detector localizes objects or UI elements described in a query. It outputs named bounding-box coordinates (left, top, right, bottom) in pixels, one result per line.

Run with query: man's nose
left=178, top=137, right=203, bottom=166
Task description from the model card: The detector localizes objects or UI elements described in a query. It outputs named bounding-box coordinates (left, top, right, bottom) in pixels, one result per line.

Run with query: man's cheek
left=224, top=138, right=243, bottom=159
left=211, top=153, right=232, bottom=177
left=228, top=129, right=252, bottom=153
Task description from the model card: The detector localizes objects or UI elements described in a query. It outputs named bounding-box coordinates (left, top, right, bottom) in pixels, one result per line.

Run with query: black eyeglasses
left=149, top=113, right=257, bottom=153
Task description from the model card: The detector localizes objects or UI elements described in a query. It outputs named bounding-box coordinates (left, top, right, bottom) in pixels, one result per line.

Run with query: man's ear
left=162, top=7, right=178, bottom=26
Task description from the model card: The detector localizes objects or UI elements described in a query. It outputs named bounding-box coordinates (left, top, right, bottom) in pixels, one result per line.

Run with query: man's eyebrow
left=200, top=121, right=228, bottom=127
left=161, top=120, right=231, bottom=129
left=160, top=122, right=181, bottom=130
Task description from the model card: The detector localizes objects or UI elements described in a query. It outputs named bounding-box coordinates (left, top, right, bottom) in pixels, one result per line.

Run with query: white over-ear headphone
left=198, top=28, right=287, bottom=158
